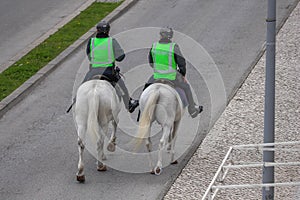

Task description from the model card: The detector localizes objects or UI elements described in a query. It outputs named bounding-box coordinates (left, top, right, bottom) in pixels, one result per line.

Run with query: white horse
left=74, top=79, right=121, bottom=182
left=136, top=83, right=185, bottom=175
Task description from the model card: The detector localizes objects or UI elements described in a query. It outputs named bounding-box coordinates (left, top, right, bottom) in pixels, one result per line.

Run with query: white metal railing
left=202, top=141, right=300, bottom=200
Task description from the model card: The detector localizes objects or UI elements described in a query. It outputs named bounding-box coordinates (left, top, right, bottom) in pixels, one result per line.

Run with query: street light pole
left=263, top=0, right=276, bottom=199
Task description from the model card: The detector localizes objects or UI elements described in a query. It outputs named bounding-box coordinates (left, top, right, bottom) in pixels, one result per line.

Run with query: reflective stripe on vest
left=90, top=37, right=115, bottom=67
left=151, top=42, right=177, bottom=80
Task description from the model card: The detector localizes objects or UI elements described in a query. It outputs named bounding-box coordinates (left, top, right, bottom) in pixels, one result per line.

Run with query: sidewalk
left=165, top=2, right=300, bottom=200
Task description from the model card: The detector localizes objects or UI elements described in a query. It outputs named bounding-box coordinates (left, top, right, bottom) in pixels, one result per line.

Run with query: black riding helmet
left=96, top=21, right=110, bottom=34
left=160, top=27, right=173, bottom=39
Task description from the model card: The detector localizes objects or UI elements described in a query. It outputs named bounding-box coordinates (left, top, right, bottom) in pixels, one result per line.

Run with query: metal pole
left=263, top=0, right=276, bottom=199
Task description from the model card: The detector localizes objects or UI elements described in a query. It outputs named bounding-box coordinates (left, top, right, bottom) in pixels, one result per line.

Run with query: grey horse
left=74, top=80, right=121, bottom=182
left=136, top=83, right=185, bottom=175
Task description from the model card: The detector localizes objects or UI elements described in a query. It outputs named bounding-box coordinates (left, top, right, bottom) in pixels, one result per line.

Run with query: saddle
left=91, top=74, right=116, bottom=87
left=153, top=79, right=188, bottom=108
left=90, top=74, right=122, bottom=100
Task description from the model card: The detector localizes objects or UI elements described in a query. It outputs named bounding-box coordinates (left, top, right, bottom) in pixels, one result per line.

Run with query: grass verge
left=0, top=1, right=122, bottom=101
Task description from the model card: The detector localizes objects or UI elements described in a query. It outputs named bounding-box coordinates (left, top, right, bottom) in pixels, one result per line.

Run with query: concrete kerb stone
left=0, top=82, right=37, bottom=118
left=0, top=0, right=138, bottom=119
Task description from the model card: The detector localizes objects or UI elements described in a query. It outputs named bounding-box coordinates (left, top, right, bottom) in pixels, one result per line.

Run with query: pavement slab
left=165, top=2, right=300, bottom=200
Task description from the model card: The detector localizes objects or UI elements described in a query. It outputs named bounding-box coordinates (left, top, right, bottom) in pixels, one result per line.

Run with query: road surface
left=0, top=0, right=92, bottom=72
left=0, top=0, right=298, bottom=199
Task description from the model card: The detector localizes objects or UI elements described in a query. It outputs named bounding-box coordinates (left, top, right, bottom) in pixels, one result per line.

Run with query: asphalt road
left=0, top=0, right=298, bottom=200
left=0, top=0, right=91, bottom=71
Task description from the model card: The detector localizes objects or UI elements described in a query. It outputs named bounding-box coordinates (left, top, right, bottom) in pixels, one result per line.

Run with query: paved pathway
left=165, top=2, right=300, bottom=199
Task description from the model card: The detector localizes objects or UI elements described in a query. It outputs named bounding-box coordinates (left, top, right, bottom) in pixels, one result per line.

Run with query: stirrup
left=189, top=105, right=203, bottom=118
left=129, top=99, right=139, bottom=113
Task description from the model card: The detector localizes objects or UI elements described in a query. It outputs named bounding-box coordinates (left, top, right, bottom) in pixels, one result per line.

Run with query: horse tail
left=87, top=89, right=100, bottom=144
left=135, top=90, right=160, bottom=150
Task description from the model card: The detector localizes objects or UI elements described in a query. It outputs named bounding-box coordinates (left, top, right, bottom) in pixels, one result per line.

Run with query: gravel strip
left=165, top=2, right=300, bottom=200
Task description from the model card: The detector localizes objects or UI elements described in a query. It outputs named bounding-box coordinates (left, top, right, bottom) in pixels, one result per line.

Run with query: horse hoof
left=107, top=142, right=116, bottom=152
left=171, top=160, right=178, bottom=165
left=154, top=167, right=162, bottom=175
left=77, top=175, right=85, bottom=183
left=150, top=170, right=155, bottom=174
left=97, top=165, right=107, bottom=171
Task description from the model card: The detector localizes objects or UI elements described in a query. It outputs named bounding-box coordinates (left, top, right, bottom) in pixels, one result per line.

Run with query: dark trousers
left=144, top=75, right=196, bottom=107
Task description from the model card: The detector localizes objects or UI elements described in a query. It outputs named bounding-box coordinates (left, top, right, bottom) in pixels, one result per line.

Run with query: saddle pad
left=175, top=87, right=188, bottom=107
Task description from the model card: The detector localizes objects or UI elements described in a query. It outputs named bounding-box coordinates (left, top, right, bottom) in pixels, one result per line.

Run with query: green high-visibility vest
left=90, top=37, right=115, bottom=68
left=151, top=42, right=177, bottom=80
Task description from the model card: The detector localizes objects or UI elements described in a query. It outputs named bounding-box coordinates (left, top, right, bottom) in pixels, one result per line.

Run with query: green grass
left=0, top=1, right=122, bottom=101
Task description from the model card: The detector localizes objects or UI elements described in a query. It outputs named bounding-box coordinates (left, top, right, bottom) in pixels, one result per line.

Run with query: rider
left=83, top=21, right=139, bottom=113
left=144, top=27, right=203, bottom=118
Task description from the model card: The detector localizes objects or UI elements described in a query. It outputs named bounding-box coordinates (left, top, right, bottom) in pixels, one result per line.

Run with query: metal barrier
left=202, top=141, right=300, bottom=200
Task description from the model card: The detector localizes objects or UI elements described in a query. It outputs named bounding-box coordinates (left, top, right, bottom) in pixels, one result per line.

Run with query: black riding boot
left=117, top=78, right=139, bottom=113
left=179, top=82, right=203, bottom=118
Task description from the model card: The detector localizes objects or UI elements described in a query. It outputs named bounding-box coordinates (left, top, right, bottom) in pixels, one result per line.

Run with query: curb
left=0, top=0, right=138, bottom=119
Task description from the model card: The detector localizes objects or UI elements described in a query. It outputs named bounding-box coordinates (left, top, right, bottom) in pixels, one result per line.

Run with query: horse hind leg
left=170, top=120, right=180, bottom=165
left=97, top=125, right=107, bottom=171
left=76, top=125, right=86, bottom=182
left=154, top=125, right=171, bottom=175
left=107, top=119, right=117, bottom=152
left=167, top=126, right=174, bottom=152
left=137, top=122, right=155, bottom=174
left=97, top=135, right=107, bottom=171
left=146, top=134, right=155, bottom=174
left=75, top=102, right=88, bottom=182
